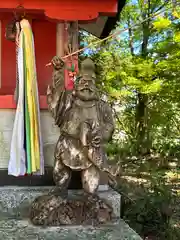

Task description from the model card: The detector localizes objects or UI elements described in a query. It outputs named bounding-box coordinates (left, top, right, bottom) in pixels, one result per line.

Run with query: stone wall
left=0, top=110, right=59, bottom=169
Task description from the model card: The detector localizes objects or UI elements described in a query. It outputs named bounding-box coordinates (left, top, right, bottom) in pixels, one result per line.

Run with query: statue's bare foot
left=83, top=191, right=99, bottom=203
left=48, top=187, right=68, bottom=198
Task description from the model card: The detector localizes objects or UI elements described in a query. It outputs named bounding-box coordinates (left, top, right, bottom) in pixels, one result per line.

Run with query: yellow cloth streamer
left=20, top=19, right=40, bottom=172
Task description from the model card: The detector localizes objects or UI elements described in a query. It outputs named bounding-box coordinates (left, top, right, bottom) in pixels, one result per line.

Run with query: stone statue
left=30, top=56, right=120, bottom=226
left=47, top=56, right=119, bottom=194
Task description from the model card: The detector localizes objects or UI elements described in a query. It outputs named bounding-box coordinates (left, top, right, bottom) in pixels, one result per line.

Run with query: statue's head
left=74, top=58, right=98, bottom=101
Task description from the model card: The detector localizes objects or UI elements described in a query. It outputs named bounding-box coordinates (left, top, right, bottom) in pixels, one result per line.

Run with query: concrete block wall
left=0, top=110, right=59, bottom=169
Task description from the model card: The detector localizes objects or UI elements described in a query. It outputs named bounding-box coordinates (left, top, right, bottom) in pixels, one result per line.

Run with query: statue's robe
left=47, top=69, right=114, bottom=171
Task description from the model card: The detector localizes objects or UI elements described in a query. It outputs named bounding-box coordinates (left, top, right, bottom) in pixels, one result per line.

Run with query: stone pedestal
left=0, top=219, right=142, bottom=240
left=0, top=186, right=142, bottom=239
left=0, top=186, right=121, bottom=219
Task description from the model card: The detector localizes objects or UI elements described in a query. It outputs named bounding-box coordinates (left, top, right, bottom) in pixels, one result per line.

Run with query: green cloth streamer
left=23, top=33, right=32, bottom=174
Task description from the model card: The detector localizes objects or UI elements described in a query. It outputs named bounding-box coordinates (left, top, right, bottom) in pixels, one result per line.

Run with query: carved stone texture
left=30, top=57, right=121, bottom=226
left=30, top=193, right=114, bottom=226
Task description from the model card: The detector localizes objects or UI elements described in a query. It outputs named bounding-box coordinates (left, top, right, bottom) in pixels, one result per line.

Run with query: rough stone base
left=0, top=187, right=142, bottom=239
left=0, top=187, right=121, bottom=219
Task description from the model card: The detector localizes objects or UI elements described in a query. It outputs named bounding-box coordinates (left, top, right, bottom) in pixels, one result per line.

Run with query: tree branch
left=127, top=14, right=135, bottom=56
left=151, top=0, right=170, bottom=14
left=110, top=103, right=133, bottom=138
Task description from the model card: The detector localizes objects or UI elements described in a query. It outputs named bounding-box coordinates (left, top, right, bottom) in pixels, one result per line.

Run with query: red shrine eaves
left=0, top=0, right=118, bottom=21
left=0, top=0, right=120, bottom=109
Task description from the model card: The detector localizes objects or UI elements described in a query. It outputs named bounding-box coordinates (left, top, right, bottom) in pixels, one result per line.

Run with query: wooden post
left=56, top=23, right=64, bottom=57
left=56, top=22, right=78, bottom=90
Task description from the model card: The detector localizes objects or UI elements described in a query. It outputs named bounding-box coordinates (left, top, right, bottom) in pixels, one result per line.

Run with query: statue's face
left=75, top=78, right=98, bottom=101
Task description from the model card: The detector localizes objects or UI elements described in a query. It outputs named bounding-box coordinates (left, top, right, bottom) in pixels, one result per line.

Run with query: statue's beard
left=74, top=88, right=98, bottom=101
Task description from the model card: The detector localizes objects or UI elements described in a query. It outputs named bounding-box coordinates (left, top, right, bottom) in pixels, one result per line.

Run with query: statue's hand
left=51, top=56, right=64, bottom=70
left=91, top=135, right=101, bottom=148
left=47, top=85, right=53, bottom=95
left=47, top=85, right=53, bottom=104
left=91, top=125, right=102, bottom=148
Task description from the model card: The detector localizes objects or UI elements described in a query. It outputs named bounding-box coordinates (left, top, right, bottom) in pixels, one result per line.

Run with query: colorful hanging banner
left=8, top=19, right=44, bottom=176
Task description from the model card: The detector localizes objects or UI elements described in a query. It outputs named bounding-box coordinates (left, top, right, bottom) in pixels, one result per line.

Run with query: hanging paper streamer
left=8, top=19, right=44, bottom=176
left=8, top=29, right=26, bottom=176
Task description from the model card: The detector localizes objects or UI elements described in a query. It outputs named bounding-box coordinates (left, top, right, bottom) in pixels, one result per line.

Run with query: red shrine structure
left=0, top=0, right=125, bottom=109
left=0, top=0, right=126, bottom=185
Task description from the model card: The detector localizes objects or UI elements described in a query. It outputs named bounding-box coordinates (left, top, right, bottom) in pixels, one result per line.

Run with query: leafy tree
left=81, top=0, right=180, bottom=156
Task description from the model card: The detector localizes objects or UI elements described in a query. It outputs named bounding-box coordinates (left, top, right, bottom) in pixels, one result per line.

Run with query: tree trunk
left=136, top=93, right=149, bottom=154
left=136, top=0, right=151, bottom=154
left=127, top=15, right=134, bottom=56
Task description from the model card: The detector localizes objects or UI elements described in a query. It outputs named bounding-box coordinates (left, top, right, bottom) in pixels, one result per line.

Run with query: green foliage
left=123, top=185, right=177, bottom=239
left=174, top=31, right=180, bottom=42
left=153, top=17, right=171, bottom=30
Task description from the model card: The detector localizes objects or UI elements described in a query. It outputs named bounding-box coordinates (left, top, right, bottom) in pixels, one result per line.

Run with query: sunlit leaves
left=141, top=79, right=163, bottom=94
left=172, top=8, right=180, bottom=19
left=153, top=17, right=171, bottom=31
left=174, top=31, right=180, bottom=42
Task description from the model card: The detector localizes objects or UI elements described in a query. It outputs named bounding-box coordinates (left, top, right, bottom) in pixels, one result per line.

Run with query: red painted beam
left=0, top=95, right=47, bottom=109
left=0, top=0, right=118, bottom=21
